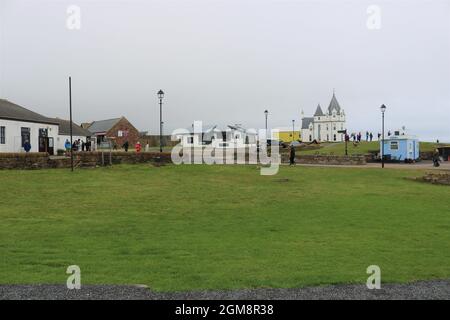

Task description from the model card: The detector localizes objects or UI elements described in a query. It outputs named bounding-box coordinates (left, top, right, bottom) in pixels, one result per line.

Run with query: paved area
left=1, top=280, right=449, bottom=300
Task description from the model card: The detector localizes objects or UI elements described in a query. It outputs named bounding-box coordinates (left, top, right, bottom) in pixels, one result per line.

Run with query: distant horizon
left=1, top=0, right=449, bottom=142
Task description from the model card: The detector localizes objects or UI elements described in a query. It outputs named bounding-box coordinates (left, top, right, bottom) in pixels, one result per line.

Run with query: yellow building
left=273, top=127, right=301, bottom=142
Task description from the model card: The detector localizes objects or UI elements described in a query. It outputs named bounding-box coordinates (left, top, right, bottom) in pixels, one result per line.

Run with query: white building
left=301, top=92, right=346, bottom=142
left=176, top=124, right=258, bottom=149
left=0, top=99, right=91, bottom=154
left=0, top=99, right=59, bottom=154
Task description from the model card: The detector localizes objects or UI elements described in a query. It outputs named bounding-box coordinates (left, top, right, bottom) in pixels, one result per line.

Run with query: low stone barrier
left=420, top=173, right=450, bottom=186
left=280, top=154, right=366, bottom=165
left=0, top=152, right=172, bottom=170
left=0, top=151, right=367, bottom=169
left=0, top=153, right=50, bottom=169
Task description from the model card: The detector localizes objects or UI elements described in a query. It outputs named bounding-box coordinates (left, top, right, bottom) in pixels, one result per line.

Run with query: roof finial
left=333, top=88, right=335, bottom=95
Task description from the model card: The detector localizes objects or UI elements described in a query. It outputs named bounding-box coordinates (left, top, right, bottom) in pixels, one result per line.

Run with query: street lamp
left=264, top=110, right=269, bottom=143
left=157, top=90, right=164, bottom=153
left=380, top=104, right=387, bottom=168
left=292, top=119, right=295, bottom=142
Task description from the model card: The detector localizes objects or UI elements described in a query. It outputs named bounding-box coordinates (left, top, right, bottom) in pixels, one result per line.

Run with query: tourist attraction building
left=301, top=92, right=346, bottom=142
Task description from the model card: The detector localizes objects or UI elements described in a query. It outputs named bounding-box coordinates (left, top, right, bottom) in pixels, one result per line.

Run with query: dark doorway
left=38, top=128, right=54, bottom=155
left=21, top=127, right=31, bottom=148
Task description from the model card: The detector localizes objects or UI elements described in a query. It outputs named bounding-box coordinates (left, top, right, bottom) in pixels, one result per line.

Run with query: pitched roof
left=314, top=104, right=324, bottom=116
left=48, top=118, right=92, bottom=136
left=86, top=118, right=121, bottom=134
left=328, top=93, right=341, bottom=114
left=0, top=99, right=59, bottom=125
left=301, top=117, right=314, bottom=129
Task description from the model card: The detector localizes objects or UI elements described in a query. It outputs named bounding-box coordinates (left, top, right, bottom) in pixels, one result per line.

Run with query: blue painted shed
left=381, top=135, right=420, bottom=161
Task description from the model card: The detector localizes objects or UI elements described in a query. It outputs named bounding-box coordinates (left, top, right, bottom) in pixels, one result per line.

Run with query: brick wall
left=106, top=117, right=140, bottom=147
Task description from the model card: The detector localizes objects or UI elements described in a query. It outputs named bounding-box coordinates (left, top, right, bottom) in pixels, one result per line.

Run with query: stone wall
left=0, top=152, right=172, bottom=170
left=281, top=154, right=367, bottom=165
left=1, top=151, right=367, bottom=169
left=420, top=173, right=450, bottom=186
left=0, top=153, right=51, bottom=169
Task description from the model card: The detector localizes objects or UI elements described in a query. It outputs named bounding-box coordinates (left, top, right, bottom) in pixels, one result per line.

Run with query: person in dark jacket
left=122, top=141, right=129, bottom=152
left=23, top=140, right=31, bottom=153
left=289, top=145, right=296, bottom=166
left=433, top=149, right=440, bottom=167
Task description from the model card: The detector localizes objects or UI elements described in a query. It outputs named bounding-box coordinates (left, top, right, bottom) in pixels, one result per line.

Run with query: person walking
left=135, top=141, right=142, bottom=153
left=122, top=140, right=129, bottom=152
left=366, top=131, right=369, bottom=141
left=433, top=149, right=441, bottom=167
left=289, top=144, right=296, bottom=166
left=369, top=132, right=373, bottom=142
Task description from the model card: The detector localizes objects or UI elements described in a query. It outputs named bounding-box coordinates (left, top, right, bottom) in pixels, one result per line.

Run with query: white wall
left=0, top=119, right=58, bottom=154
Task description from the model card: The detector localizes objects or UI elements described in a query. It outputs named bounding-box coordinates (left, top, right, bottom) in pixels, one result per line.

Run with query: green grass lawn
left=300, top=141, right=442, bottom=155
left=1, top=164, right=449, bottom=291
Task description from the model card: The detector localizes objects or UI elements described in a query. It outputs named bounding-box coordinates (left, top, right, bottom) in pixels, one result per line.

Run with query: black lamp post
left=381, top=104, right=387, bottom=168
left=264, top=110, right=268, bottom=143
left=157, top=90, right=164, bottom=153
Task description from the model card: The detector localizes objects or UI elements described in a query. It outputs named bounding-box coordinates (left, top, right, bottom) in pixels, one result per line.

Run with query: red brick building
left=84, top=117, right=140, bottom=149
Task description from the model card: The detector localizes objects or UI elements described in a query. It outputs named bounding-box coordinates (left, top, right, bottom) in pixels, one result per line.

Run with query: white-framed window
left=0, top=126, right=5, bottom=144
left=390, top=141, right=399, bottom=150
left=118, top=130, right=123, bottom=137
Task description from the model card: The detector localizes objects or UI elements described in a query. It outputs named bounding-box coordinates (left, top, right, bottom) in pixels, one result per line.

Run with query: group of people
left=110, top=140, right=152, bottom=152
left=345, top=131, right=377, bottom=143
left=120, top=141, right=149, bottom=153
left=64, top=139, right=92, bottom=153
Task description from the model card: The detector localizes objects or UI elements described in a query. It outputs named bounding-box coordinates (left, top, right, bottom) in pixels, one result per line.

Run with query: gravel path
left=1, top=280, right=449, bottom=300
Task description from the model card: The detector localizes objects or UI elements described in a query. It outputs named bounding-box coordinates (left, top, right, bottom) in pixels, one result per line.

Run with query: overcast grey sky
left=1, top=0, right=449, bottom=141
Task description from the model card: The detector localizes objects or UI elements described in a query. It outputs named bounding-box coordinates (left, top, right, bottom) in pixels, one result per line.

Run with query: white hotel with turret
left=301, top=92, right=346, bottom=142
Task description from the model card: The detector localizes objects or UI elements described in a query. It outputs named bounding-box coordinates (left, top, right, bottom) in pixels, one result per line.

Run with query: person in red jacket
left=135, top=141, right=142, bottom=153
